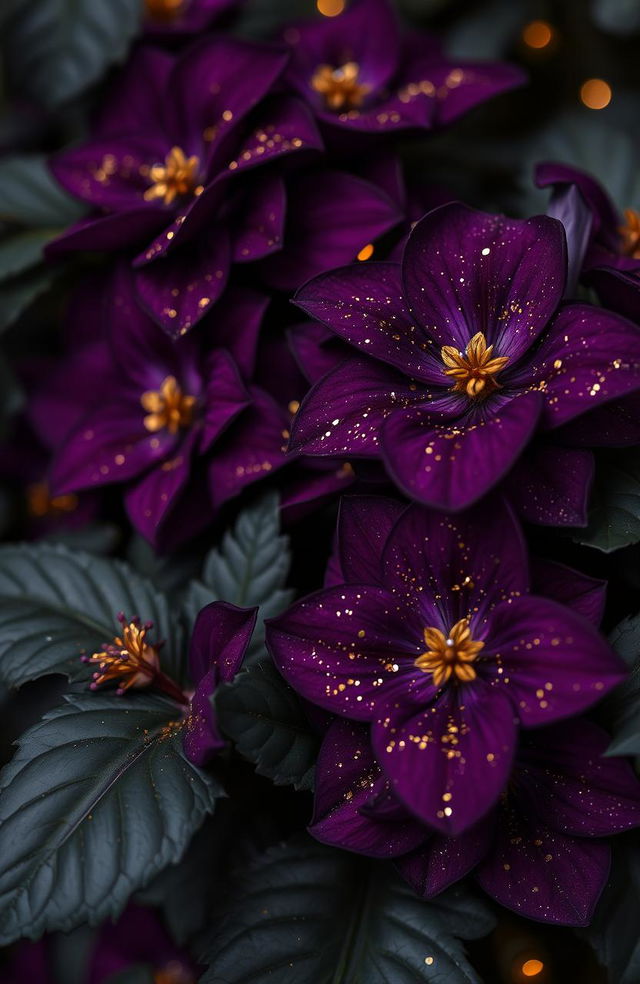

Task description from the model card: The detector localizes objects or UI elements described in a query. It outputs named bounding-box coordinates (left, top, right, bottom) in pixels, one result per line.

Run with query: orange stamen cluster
left=141, top=376, right=197, bottom=434
left=143, top=147, right=202, bottom=205
left=311, top=62, right=371, bottom=111
left=82, top=613, right=187, bottom=704
left=415, top=618, right=484, bottom=687
left=620, top=208, right=640, bottom=259
left=441, top=331, right=509, bottom=398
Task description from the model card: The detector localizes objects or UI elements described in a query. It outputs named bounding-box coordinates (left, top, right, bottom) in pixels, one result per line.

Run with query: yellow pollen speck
left=317, top=0, right=345, bottom=14
left=141, top=376, right=196, bottom=435
left=415, top=618, right=484, bottom=687
left=311, top=62, right=371, bottom=111
left=143, top=146, right=201, bottom=205
left=441, top=332, right=509, bottom=399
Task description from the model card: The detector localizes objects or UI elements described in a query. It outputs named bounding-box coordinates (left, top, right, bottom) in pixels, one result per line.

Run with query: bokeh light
left=522, top=21, right=554, bottom=49
left=317, top=0, right=345, bottom=16
left=521, top=959, right=545, bottom=978
left=357, top=243, right=375, bottom=261
left=580, top=78, right=612, bottom=109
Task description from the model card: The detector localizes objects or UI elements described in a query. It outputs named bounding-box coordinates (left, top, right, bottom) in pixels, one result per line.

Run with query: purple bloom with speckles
left=266, top=495, right=626, bottom=838
left=45, top=37, right=403, bottom=338
left=537, top=162, right=640, bottom=325
left=282, top=0, right=524, bottom=140
left=184, top=601, right=257, bottom=766
left=289, top=202, right=640, bottom=513
left=40, top=267, right=289, bottom=549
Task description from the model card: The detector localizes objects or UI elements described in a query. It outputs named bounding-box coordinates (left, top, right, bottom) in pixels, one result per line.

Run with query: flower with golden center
left=620, top=208, right=640, bottom=259
left=310, top=62, right=371, bottom=111
left=143, top=146, right=202, bottom=205
left=441, top=331, right=509, bottom=398
left=414, top=617, right=485, bottom=687
left=83, top=613, right=188, bottom=703
left=141, top=375, right=197, bottom=434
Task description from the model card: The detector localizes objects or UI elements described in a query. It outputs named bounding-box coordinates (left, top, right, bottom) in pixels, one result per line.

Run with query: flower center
left=415, top=618, right=484, bottom=687
left=143, top=147, right=202, bottom=206
left=310, top=62, right=371, bottom=111
left=26, top=481, right=78, bottom=518
left=144, top=0, right=185, bottom=21
left=441, top=331, right=509, bottom=399
left=82, top=613, right=188, bottom=704
left=619, top=208, right=640, bottom=259
left=141, top=376, right=197, bottom=435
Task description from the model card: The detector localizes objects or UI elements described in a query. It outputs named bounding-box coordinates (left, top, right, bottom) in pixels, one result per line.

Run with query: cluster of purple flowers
left=7, top=0, right=640, bottom=950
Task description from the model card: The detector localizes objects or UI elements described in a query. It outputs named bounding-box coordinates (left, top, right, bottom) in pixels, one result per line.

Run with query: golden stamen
left=143, top=146, right=201, bottom=205
left=141, top=375, right=196, bottom=435
left=415, top=618, right=484, bottom=687
left=144, top=0, right=185, bottom=21
left=620, top=208, right=640, bottom=259
left=441, top=331, right=509, bottom=399
left=26, top=481, right=78, bottom=519
left=310, top=62, right=371, bottom=111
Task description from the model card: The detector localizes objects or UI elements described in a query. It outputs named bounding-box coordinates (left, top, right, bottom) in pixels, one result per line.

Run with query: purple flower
left=266, top=495, right=625, bottom=836
left=183, top=600, right=257, bottom=766
left=282, top=0, right=524, bottom=138
left=537, top=162, right=640, bottom=324
left=82, top=602, right=256, bottom=767
left=41, top=268, right=287, bottom=548
left=47, top=38, right=322, bottom=336
left=289, top=203, right=640, bottom=512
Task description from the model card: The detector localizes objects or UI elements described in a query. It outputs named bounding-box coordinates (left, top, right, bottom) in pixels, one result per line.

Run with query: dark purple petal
left=588, top=267, right=640, bottom=326
left=50, top=401, right=174, bottom=493
left=231, top=174, right=286, bottom=262
left=184, top=671, right=224, bottom=765
left=261, top=173, right=401, bottom=290
left=46, top=209, right=167, bottom=257
left=545, top=184, right=593, bottom=297
left=294, top=262, right=445, bottom=384
left=124, top=430, right=198, bottom=543
left=380, top=497, right=529, bottom=631
left=402, top=204, right=566, bottom=362
left=516, top=305, right=640, bottom=430
left=310, top=719, right=426, bottom=857
left=50, top=138, right=167, bottom=210
left=476, top=808, right=610, bottom=926
left=504, top=443, right=594, bottom=527
left=381, top=390, right=544, bottom=512
left=338, top=495, right=405, bottom=586
left=289, top=321, right=349, bottom=384
left=134, top=229, right=230, bottom=337
left=483, top=595, right=626, bottom=726
left=420, top=61, right=526, bottom=127
left=531, top=559, right=606, bottom=627
left=204, top=287, right=268, bottom=379
left=189, top=600, right=258, bottom=684
left=200, top=350, right=251, bottom=451
left=372, top=682, right=517, bottom=835
left=557, top=391, right=640, bottom=448
left=208, top=387, right=289, bottom=509
left=266, top=583, right=428, bottom=722
left=95, top=46, right=173, bottom=138
left=289, top=356, right=431, bottom=458
left=397, top=816, right=494, bottom=898
left=536, top=161, right=620, bottom=246
left=516, top=719, right=640, bottom=837
left=221, top=94, right=323, bottom=176
left=280, top=458, right=357, bottom=526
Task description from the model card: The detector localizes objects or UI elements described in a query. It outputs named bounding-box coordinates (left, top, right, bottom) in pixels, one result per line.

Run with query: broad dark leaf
left=200, top=837, right=494, bottom=984
left=184, top=492, right=293, bottom=661
left=586, top=839, right=640, bottom=983
left=605, top=615, right=640, bottom=757
left=0, top=543, right=184, bottom=687
left=4, top=0, right=142, bottom=109
left=0, top=155, right=84, bottom=227
left=104, top=968, right=154, bottom=984
left=574, top=450, right=640, bottom=553
left=215, top=660, right=318, bottom=791
left=0, top=230, right=56, bottom=283
left=0, top=692, right=222, bottom=943
left=0, top=265, right=55, bottom=333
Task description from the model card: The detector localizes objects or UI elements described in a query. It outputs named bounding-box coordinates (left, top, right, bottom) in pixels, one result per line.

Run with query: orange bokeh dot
left=522, top=20, right=554, bottom=49
left=580, top=78, right=612, bottom=109
left=522, top=959, right=545, bottom=978
left=317, top=0, right=345, bottom=15
left=357, top=243, right=375, bottom=261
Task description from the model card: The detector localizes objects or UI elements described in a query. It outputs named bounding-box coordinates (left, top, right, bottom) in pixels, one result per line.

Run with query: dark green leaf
left=0, top=542, right=184, bottom=687
left=200, top=837, right=494, bottom=984
left=186, top=492, right=293, bottom=661
left=215, top=659, right=318, bottom=791
left=0, top=155, right=85, bottom=227
left=586, top=839, right=640, bottom=983
left=0, top=265, right=54, bottom=333
left=605, top=616, right=640, bottom=757
left=574, top=450, right=640, bottom=553
left=104, top=968, right=154, bottom=984
left=0, top=230, right=56, bottom=282
left=4, top=0, right=142, bottom=109
left=0, top=692, right=222, bottom=943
